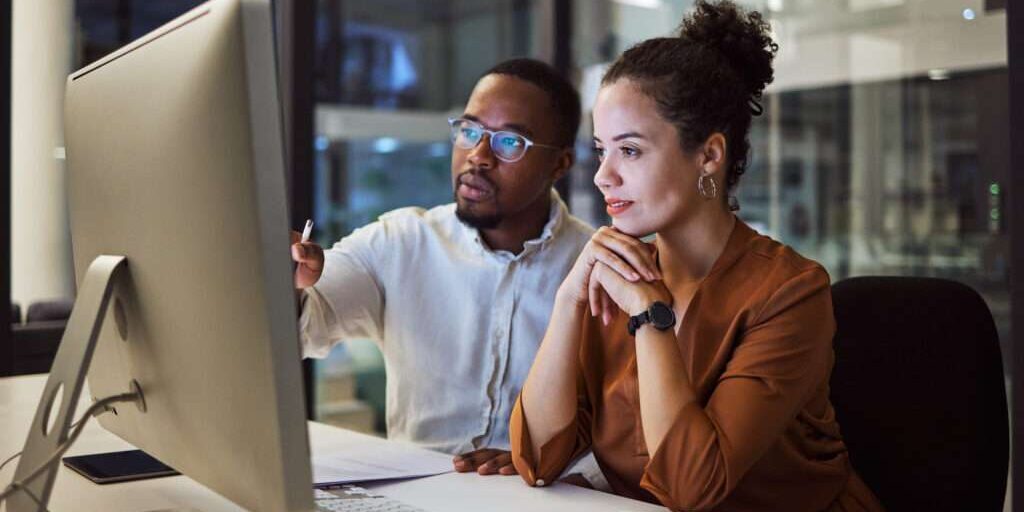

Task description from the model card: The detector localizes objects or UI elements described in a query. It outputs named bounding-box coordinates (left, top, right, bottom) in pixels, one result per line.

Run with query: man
left=291, top=58, right=596, bottom=480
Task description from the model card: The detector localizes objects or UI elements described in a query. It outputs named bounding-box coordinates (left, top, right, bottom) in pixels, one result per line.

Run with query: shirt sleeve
left=298, top=221, right=389, bottom=359
left=509, top=323, right=595, bottom=486
left=640, top=267, right=836, bottom=510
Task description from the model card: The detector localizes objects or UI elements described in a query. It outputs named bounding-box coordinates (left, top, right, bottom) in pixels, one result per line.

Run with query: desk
left=1, top=374, right=665, bottom=511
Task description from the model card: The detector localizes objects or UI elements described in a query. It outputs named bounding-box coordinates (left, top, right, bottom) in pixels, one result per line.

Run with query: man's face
left=451, top=74, right=570, bottom=230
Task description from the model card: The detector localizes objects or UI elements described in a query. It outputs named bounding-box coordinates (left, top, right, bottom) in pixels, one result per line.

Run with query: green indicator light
left=989, top=183, right=1000, bottom=195
left=990, top=210, right=1000, bottom=220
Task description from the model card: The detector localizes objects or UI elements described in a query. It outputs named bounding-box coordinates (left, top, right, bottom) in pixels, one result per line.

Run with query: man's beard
left=454, top=170, right=502, bottom=229
left=455, top=195, right=502, bottom=229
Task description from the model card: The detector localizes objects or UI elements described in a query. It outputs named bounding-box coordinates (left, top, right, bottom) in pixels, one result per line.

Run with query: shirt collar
left=464, top=189, right=567, bottom=260
left=705, top=216, right=757, bottom=278
left=524, top=189, right=567, bottom=249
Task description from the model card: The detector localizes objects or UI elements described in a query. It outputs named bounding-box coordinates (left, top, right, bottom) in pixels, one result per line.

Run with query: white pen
left=300, top=219, right=313, bottom=243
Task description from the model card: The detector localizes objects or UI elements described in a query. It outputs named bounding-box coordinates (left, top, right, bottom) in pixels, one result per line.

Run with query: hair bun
left=678, top=0, right=777, bottom=101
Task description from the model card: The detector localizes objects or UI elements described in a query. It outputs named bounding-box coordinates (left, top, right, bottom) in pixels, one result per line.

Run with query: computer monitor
left=9, top=0, right=314, bottom=510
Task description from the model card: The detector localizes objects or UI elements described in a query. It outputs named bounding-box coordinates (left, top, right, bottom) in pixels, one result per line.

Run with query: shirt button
left=535, top=479, right=546, bottom=487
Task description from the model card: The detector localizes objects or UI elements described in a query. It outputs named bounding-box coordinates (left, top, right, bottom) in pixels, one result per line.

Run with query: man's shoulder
left=372, top=203, right=460, bottom=241
left=557, top=212, right=596, bottom=248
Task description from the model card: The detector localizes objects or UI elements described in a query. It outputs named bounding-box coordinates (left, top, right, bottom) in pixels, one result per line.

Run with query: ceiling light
left=373, top=137, right=400, bottom=154
left=613, top=0, right=663, bottom=9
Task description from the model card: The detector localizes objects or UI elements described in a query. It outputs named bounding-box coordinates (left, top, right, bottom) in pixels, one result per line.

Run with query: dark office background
left=3, top=0, right=1024, bottom=508
left=1008, top=0, right=1024, bottom=508
left=1, top=0, right=10, bottom=376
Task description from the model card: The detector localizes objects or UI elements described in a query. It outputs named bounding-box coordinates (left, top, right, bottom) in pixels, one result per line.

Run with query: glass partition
left=570, top=0, right=1009, bottom=367
left=311, top=0, right=548, bottom=433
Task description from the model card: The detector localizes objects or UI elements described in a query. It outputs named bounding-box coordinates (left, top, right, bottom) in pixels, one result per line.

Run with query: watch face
left=649, top=302, right=676, bottom=329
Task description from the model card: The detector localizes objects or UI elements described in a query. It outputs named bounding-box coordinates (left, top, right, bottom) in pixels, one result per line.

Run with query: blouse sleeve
left=509, top=317, right=596, bottom=486
left=640, top=267, right=836, bottom=510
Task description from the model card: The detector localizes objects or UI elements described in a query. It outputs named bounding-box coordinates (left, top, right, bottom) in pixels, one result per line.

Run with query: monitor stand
left=8, top=255, right=142, bottom=512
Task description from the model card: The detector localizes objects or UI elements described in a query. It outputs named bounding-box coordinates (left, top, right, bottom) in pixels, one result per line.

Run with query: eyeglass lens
left=450, top=120, right=528, bottom=161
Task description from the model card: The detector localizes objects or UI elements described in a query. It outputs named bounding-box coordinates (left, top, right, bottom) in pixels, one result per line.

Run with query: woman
left=509, top=2, right=884, bottom=510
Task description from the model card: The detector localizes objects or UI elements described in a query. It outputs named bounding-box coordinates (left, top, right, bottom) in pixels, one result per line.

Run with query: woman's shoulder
left=703, top=221, right=832, bottom=322
left=735, top=223, right=830, bottom=289
left=713, top=224, right=836, bottom=347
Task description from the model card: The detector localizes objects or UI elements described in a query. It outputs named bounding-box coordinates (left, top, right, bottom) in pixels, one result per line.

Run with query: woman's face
left=592, top=79, right=707, bottom=237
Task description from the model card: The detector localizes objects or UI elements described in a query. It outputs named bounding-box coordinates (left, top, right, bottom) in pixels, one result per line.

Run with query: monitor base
left=9, top=255, right=131, bottom=512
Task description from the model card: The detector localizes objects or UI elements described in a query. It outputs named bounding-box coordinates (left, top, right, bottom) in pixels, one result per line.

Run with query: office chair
left=25, top=298, right=74, bottom=323
left=9, top=299, right=74, bottom=375
left=829, top=276, right=1008, bottom=511
left=10, top=302, right=20, bottom=324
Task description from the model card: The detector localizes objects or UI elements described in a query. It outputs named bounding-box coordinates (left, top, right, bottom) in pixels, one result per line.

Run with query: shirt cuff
left=298, top=287, right=334, bottom=359
left=509, top=394, right=583, bottom=487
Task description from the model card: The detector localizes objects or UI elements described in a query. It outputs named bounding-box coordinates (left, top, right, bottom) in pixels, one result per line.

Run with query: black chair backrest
left=25, top=299, right=74, bottom=323
left=10, top=302, right=20, bottom=324
left=830, top=276, right=1007, bottom=512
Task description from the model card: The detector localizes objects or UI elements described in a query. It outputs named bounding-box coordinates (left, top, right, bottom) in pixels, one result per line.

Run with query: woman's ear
left=700, top=133, right=728, bottom=177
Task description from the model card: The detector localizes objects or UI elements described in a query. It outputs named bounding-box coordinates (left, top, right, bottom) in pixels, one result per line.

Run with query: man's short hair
left=482, top=58, right=582, bottom=148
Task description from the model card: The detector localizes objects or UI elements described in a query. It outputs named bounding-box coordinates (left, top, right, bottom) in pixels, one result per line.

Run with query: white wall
left=11, top=0, right=74, bottom=312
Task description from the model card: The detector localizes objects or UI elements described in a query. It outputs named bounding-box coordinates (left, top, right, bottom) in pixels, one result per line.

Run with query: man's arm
left=289, top=224, right=387, bottom=358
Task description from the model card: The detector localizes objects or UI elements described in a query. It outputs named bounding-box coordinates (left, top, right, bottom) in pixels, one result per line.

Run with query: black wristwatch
left=627, top=301, right=676, bottom=336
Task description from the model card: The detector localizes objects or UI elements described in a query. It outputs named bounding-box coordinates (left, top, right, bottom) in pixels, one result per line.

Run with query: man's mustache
left=456, top=169, right=497, bottom=192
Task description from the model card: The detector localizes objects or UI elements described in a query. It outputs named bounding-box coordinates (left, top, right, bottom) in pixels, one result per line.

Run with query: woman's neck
left=655, top=207, right=736, bottom=292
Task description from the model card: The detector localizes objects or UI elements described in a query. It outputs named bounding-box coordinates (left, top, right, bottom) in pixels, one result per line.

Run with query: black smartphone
left=62, top=449, right=179, bottom=484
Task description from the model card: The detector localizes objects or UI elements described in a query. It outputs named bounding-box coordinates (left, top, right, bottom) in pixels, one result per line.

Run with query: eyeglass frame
left=447, top=117, right=564, bottom=163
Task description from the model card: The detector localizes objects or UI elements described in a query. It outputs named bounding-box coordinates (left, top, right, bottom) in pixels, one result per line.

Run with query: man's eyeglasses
left=447, top=117, right=561, bottom=163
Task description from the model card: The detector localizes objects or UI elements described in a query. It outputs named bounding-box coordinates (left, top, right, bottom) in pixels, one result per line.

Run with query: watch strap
left=627, top=310, right=649, bottom=336
left=627, top=301, right=676, bottom=336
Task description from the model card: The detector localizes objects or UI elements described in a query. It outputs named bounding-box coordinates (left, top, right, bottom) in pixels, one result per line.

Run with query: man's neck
left=478, top=195, right=553, bottom=255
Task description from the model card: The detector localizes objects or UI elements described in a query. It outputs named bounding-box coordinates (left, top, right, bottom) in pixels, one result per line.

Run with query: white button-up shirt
left=299, top=191, right=593, bottom=455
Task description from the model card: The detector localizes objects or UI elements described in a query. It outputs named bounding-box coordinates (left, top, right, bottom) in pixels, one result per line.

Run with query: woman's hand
left=589, top=261, right=672, bottom=318
left=559, top=227, right=660, bottom=303
left=558, top=227, right=663, bottom=324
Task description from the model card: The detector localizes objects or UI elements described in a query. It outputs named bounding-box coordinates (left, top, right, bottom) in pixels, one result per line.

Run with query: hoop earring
left=697, top=174, right=718, bottom=200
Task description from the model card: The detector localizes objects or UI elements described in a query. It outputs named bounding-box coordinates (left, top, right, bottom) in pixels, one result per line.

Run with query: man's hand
left=290, top=230, right=324, bottom=289
left=452, top=448, right=517, bottom=476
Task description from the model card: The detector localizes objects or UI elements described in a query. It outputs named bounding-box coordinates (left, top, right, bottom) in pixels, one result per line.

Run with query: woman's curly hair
left=602, top=0, right=778, bottom=201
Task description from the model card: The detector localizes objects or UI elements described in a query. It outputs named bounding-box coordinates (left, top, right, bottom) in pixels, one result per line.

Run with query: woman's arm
left=644, top=271, right=834, bottom=509
left=584, top=260, right=690, bottom=454
left=589, top=259, right=836, bottom=509
left=513, top=227, right=661, bottom=481
left=519, top=290, right=588, bottom=460
left=634, top=323, right=696, bottom=454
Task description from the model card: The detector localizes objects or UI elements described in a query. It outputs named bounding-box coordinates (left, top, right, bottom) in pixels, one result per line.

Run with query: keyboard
left=315, top=486, right=427, bottom=512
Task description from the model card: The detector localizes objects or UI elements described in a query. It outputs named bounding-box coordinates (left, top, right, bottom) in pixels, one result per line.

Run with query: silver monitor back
left=63, top=0, right=313, bottom=510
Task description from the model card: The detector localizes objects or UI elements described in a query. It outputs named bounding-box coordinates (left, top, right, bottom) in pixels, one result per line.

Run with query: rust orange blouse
left=510, top=220, right=884, bottom=511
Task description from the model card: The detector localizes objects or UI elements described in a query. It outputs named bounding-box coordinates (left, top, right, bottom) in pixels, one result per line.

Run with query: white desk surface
left=0, top=374, right=665, bottom=512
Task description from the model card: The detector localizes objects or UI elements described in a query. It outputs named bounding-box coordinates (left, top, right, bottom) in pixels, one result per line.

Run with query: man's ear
left=551, top=148, right=575, bottom=183
left=700, top=133, right=728, bottom=177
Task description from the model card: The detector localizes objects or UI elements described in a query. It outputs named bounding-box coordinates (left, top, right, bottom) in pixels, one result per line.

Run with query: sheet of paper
left=312, top=439, right=455, bottom=486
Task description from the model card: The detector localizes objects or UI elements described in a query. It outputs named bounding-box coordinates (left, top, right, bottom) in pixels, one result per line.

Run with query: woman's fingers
left=588, top=264, right=602, bottom=317
left=598, top=290, right=614, bottom=325
left=593, top=227, right=660, bottom=281
left=589, top=263, right=624, bottom=325
left=590, top=245, right=640, bottom=282
left=601, top=288, right=612, bottom=326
